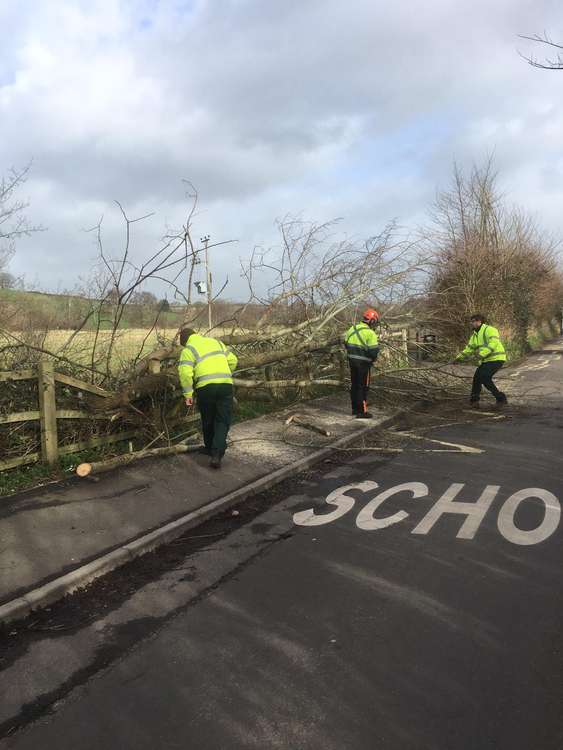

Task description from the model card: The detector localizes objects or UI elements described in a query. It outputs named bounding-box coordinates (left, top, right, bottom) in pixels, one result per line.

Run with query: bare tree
left=238, top=217, right=422, bottom=329
left=48, top=189, right=235, bottom=379
left=0, top=272, right=17, bottom=289
left=425, top=160, right=562, bottom=352
left=0, top=163, right=43, bottom=272
left=519, top=33, right=563, bottom=70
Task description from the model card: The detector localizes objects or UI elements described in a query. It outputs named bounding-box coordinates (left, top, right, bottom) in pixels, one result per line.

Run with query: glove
left=185, top=397, right=194, bottom=407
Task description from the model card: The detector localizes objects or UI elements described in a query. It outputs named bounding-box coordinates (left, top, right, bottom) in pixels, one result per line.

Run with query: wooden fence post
left=38, top=360, right=59, bottom=465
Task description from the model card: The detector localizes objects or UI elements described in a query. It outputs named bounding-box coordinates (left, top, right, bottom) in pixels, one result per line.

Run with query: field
left=0, top=288, right=184, bottom=330
left=0, top=288, right=264, bottom=374
left=0, top=325, right=249, bottom=377
left=0, top=327, right=178, bottom=373
left=44, top=328, right=178, bottom=368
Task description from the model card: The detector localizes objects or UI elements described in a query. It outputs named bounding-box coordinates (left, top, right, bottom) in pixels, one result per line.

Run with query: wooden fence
left=0, top=363, right=140, bottom=472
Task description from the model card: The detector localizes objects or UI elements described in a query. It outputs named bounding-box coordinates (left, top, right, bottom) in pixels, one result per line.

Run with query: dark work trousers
left=349, top=360, right=372, bottom=414
left=196, top=383, right=234, bottom=458
left=471, top=361, right=505, bottom=402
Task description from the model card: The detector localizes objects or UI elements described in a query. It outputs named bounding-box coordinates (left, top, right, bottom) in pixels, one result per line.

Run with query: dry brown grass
left=0, top=326, right=246, bottom=374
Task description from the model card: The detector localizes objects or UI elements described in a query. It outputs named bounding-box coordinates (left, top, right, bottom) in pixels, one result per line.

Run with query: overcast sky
left=1, top=0, right=562, bottom=299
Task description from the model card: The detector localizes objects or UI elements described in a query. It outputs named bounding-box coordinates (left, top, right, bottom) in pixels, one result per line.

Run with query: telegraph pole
left=201, top=235, right=212, bottom=330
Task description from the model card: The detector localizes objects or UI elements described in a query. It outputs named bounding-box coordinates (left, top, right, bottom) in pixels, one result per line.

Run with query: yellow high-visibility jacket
left=456, top=324, right=506, bottom=364
left=344, top=322, right=380, bottom=363
left=178, top=333, right=238, bottom=399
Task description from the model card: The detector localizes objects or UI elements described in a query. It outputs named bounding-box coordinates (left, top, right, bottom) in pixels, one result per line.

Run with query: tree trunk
left=76, top=443, right=201, bottom=477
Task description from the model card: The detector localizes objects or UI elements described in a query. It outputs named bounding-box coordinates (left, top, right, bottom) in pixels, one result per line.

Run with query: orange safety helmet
left=362, top=308, right=380, bottom=324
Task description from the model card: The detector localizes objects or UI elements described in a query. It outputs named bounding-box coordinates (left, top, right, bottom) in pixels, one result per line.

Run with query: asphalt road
left=2, top=347, right=562, bottom=750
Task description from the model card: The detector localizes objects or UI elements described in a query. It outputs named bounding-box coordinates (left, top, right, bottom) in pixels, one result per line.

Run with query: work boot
left=469, top=400, right=480, bottom=410
left=209, top=455, right=222, bottom=469
left=356, top=412, right=373, bottom=419
left=495, top=394, right=508, bottom=407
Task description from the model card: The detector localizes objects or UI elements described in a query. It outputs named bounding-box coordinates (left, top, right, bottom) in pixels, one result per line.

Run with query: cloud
left=1, top=0, right=562, bottom=297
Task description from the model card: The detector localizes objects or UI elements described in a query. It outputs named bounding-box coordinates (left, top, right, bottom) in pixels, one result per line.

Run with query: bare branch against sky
left=518, top=33, right=563, bottom=69
left=1, top=1, right=562, bottom=296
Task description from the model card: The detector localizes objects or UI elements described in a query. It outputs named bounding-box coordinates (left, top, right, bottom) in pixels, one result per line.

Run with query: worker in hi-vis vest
left=178, top=327, right=238, bottom=469
left=454, top=313, right=507, bottom=408
left=343, top=309, right=380, bottom=419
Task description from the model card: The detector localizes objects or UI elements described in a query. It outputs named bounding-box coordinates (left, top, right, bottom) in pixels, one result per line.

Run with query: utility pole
left=201, top=235, right=212, bottom=330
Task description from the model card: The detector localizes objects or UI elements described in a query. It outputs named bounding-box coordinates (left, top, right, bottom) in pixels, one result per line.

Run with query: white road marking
left=411, top=484, right=500, bottom=540
left=292, top=480, right=378, bottom=527
left=510, top=354, right=560, bottom=377
left=292, top=481, right=561, bottom=545
left=462, top=411, right=505, bottom=418
left=341, top=447, right=483, bottom=454
left=497, top=488, right=561, bottom=546
left=356, top=482, right=429, bottom=530
left=394, top=431, right=483, bottom=454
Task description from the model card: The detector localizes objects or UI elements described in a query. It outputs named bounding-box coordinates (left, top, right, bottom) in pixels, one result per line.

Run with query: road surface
left=1, top=344, right=562, bottom=749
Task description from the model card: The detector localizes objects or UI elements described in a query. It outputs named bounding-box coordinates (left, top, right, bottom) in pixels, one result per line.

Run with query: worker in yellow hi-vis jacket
left=178, top=327, right=238, bottom=469
left=454, top=313, right=507, bottom=408
left=343, top=308, right=380, bottom=419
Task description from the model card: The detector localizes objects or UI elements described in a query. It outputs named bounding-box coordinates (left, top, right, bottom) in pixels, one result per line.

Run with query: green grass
left=0, top=288, right=185, bottom=330
left=503, top=321, right=559, bottom=361
left=0, top=439, right=142, bottom=496
left=0, top=462, right=59, bottom=496
left=233, top=395, right=298, bottom=422
left=503, top=338, right=527, bottom=361
left=527, top=320, right=559, bottom=351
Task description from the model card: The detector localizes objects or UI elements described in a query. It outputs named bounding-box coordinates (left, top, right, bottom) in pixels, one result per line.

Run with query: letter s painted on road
left=292, top=481, right=379, bottom=527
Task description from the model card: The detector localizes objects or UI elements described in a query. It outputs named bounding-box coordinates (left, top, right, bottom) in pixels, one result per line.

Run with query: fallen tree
left=1, top=199, right=431, bottom=471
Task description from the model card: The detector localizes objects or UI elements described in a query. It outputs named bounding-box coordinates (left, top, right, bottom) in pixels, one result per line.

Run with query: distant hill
left=0, top=288, right=184, bottom=330
left=0, top=288, right=266, bottom=331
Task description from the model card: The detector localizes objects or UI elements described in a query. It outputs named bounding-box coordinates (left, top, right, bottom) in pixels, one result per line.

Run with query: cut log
left=76, top=443, right=201, bottom=477
left=285, top=414, right=332, bottom=437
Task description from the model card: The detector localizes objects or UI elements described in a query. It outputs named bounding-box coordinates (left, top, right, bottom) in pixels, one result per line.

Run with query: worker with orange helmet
left=343, top=308, right=380, bottom=418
